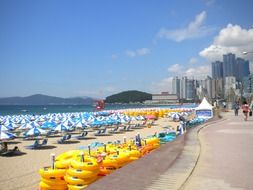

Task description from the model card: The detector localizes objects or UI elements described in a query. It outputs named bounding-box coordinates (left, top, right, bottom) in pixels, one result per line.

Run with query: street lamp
left=242, top=51, right=253, bottom=104
left=242, top=51, right=253, bottom=55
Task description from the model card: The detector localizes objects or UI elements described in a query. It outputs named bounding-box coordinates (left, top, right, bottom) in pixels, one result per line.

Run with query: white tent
left=195, top=97, right=213, bottom=119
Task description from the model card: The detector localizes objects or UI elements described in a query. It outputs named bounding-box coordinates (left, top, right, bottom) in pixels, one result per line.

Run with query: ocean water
left=0, top=104, right=197, bottom=116
left=0, top=104, right=161, bottom=116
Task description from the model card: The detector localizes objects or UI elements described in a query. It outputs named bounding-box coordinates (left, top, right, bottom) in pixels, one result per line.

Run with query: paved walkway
left=182, top=111, right=253, bottom=190
left=86, top=135, right=185, bottom=190
left=87, top=111, right=253, bottom=190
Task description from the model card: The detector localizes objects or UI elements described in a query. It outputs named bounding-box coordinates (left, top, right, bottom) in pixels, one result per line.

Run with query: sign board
left=196, top=110, right=212, bottom=118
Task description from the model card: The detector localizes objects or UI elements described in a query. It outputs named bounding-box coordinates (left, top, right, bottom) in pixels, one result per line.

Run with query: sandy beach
left=0, top=118, right=180, bottom=190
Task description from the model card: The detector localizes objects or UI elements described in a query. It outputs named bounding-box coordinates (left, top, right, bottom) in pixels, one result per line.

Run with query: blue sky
left=1, top=0, right=253, bottom=98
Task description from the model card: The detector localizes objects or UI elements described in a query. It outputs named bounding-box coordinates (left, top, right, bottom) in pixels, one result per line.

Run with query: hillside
left=105, top=90, right=152, bottom=103
left=0, top=94, right=95, bottom=105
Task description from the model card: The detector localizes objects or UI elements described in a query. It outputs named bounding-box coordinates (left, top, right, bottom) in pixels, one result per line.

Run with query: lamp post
left=242, top=51, right=253, bottom=104
left=242, top=51, right=253, bottom=55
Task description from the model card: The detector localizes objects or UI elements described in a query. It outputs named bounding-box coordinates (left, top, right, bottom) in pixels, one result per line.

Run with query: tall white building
left=172, top=76, right=180, bottom=97
left=180, top=76, right=187, bottom=99
left=224, top=76, right=236, bottom=100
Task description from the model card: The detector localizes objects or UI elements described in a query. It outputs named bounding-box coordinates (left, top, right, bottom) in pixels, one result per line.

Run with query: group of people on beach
left=233, top=101, right=253, bottom=121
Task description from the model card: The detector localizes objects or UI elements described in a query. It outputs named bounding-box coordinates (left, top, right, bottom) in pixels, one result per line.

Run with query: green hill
left=105, top=90, right=152, bottom=103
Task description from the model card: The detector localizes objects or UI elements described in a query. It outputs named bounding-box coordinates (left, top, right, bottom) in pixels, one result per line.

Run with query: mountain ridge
left=0, top=94, right=96, bottom=105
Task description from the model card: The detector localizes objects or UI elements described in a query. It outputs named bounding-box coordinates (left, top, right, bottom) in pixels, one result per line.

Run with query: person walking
left=233, top=101, right=240, bottom=116
left=241, top=101, right=249, bottom=121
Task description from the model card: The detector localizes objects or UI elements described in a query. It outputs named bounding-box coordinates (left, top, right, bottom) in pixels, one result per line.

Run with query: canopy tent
left=195, top=97, right=213, bottom=119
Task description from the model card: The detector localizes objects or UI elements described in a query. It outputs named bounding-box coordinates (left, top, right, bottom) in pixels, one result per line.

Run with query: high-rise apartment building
left=243, top=74, right=253, bottom=95
left=223, top=53, right=236, bottom=77
left=180, top=77, right=187, bottom=99
left=186, top=79, right=196, bottom=100
left=212, top=61, right=223, bottom=79
left=236, top=58, right=250, bottom=82
left=172, top=76, right=180, bottom=97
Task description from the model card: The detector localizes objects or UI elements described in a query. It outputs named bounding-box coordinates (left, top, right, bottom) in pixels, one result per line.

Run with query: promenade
left=182, top=110, right=253, bottom=190
left=87, top=110, right=253, bottom=190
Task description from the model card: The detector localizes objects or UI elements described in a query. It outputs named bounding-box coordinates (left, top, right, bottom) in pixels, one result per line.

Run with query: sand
left=0, top=118, right=179, bottom=190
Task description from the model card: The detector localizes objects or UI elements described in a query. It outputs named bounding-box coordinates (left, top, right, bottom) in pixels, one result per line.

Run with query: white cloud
left=189, top=57, right=198, bottom=64
left=204, top=0, right=215, bottom=6
left=151, top=64, right=211, bottom=94
left=126, top=48, right=150, bottom=57
left=199, top=24, right=253, bottom=62
left=136, top=48, right=150, bottom=56
left=184, top=65, right=211, bottom=78
left=168, top=63, right=211, bottom=78
left=157, top=11, right=214, bottom=42
left=111, top=54, right=118, bottom=59
left=126, top=50, right=136, bottom=57
left=151, top=77, right=173, bottom=93
left=167, top=64, right=184, bottom=73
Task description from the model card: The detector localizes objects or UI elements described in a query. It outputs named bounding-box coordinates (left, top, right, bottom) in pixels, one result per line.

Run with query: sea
left=0, top=104, right=198, bottom=116
left=0, top=104, right=197, bottom=116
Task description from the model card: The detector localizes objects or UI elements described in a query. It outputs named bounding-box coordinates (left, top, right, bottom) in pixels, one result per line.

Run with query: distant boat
left=21, top=109, right=28, bottom=112
left=43, top=107, right=47, bottom=110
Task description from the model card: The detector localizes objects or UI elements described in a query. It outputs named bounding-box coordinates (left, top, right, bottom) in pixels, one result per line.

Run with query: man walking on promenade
left=233, top=101, right=240, bottom=116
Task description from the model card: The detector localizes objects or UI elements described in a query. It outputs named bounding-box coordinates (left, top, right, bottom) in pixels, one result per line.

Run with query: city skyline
left=1, top=0, right=253, bottom=98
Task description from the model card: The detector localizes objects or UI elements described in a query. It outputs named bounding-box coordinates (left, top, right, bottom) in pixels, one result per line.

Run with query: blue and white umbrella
left=53, top=124, right=70, bottom=132
left=0, top=125, right=9, bottom=132
left=6, top=123, right=19, bottom=130
left=75, top=121, right=88, bottom=129
left=41, top=121, right=57, bottom=129
left=30, top=121, right=40, bottom=128
left=24, top=127, right=46, bottom=137
left=18, top=123, right=34, bottom=130
left=171, top=113, right=181, bottom=122
left=62, top=119, right=74, bottom=127
left=0, top=130, right=16, bottom=140
left=90, top=119, right=103, bottom=126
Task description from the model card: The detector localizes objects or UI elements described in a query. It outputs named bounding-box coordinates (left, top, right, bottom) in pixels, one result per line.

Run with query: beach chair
left=26, top=139, right=40, bottom=149
left=46, top=130, right=58, bottom=137
left=94, top=128, right=110, bottom=136
left=131, top=124, right=143, bottom=129
left=120, top=125, right=134, bottom=132
left=66, top=134, right=71, bottom=140
left=57, top=135, right=67, bottom=144
left=108, top=125, right=121, bottom=134
left=57, top=134, right=71, bottom=144
left=119, top=125, right=127, bottom=131
left=75, top=131, right=88, bottom=140
left=41, top=138, right=48, bottom=146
